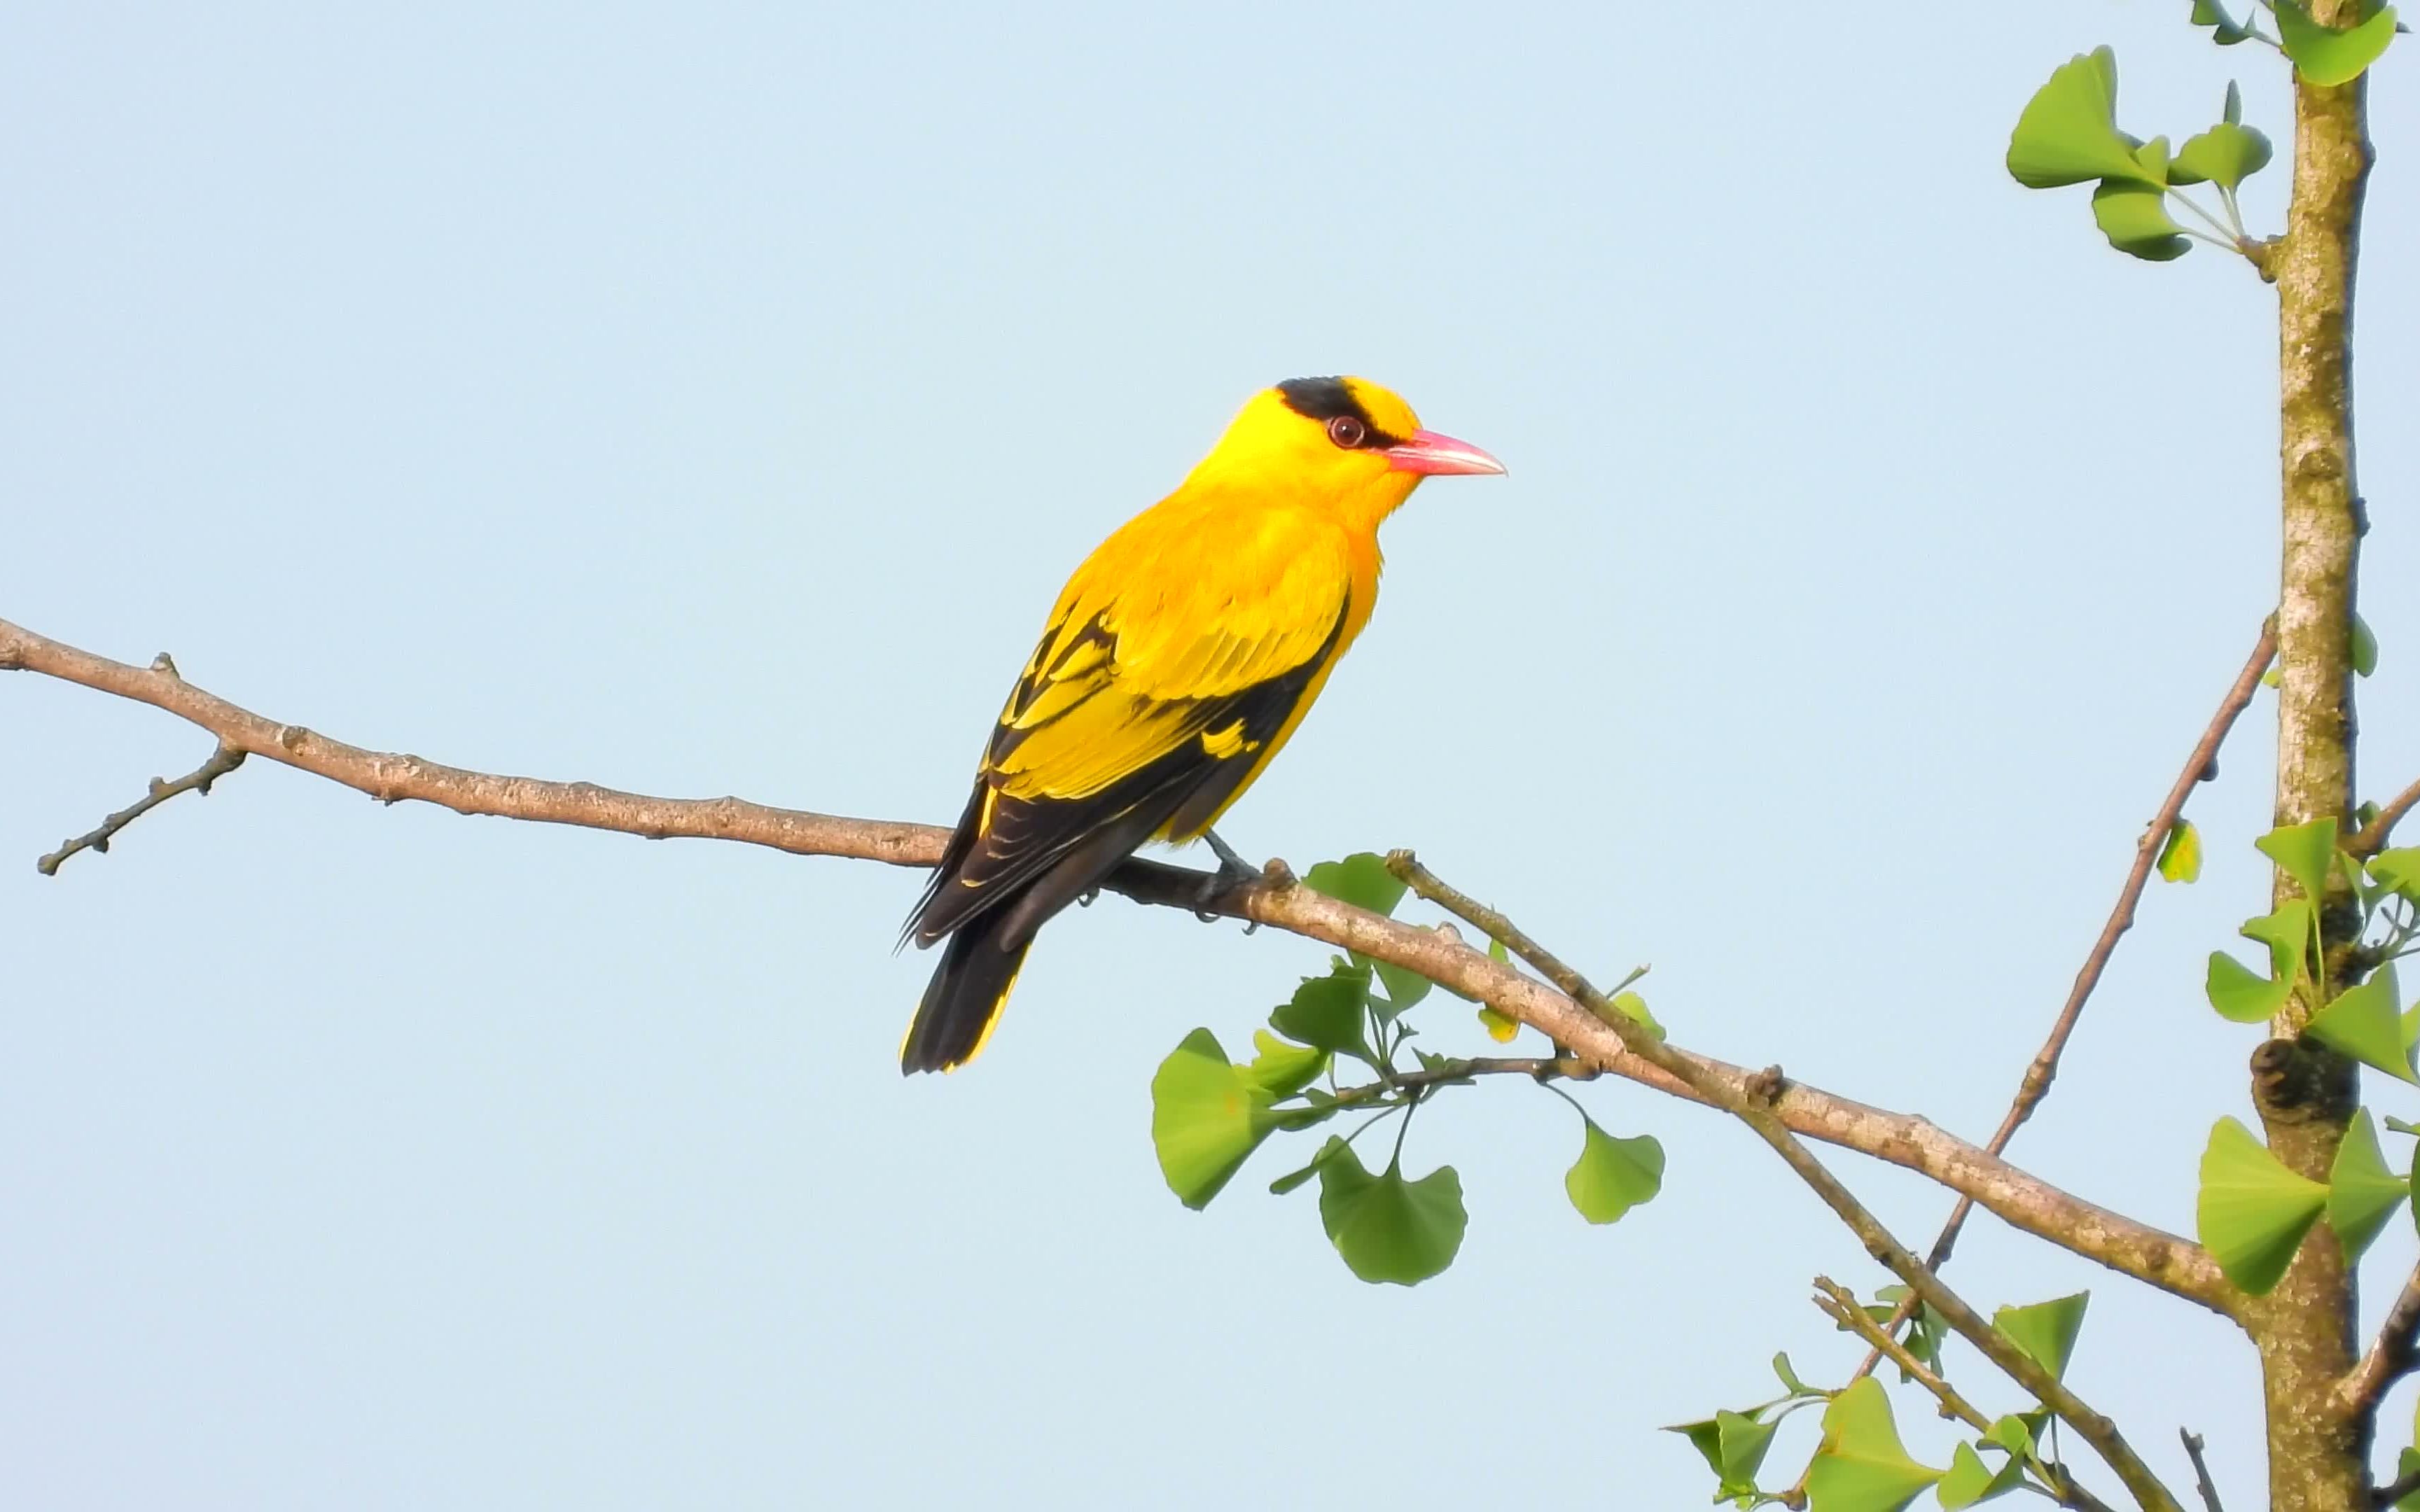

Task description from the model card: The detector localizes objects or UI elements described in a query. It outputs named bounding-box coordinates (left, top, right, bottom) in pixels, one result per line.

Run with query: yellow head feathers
left=1178, top=376, right=1504, bottom=529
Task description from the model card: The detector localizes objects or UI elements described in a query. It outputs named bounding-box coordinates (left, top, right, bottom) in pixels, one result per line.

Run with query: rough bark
left=2252, top=6, right=2372, bottom=1505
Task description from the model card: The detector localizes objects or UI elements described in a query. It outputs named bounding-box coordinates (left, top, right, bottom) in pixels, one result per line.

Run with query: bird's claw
left=1190, top=827, right=1273, bottom=924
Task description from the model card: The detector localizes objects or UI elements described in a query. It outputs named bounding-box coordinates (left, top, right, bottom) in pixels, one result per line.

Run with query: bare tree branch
left=2374, top=1461, right=2420, bottom=1509
left=1394, top=853, right=2186, bottom=1512
left=2336, top=1261, right=2420, bottom=1420
left=38, top=739, right=246, bottom=874
left=0, top=614, right=2232, bottom=1314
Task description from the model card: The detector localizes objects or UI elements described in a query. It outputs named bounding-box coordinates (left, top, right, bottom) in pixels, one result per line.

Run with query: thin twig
left=2351, top=774, right=2420, bottom=859
left=1326, top=1056, right=1570, bottom=1106
left=1813, top=1279, right=2117, bottom=1512
left=1853, top=626, right=2276, bottom=1371
left=38, top=743, right=247, bottom=875
left=1924, top=624, right=2276, bottom=1268
left=1391, top=853, right=2189, bottom=1512
left=2375, top=1461, right=2420, bottom=1509
left=2337, top=1261, right=2420, bottom=1419
left=0, top=615, right=2233, bottom=1312
left=2178, top=1429, right=2224, bottom=1512
left=1813, top=1280, right=1990, bottom=1432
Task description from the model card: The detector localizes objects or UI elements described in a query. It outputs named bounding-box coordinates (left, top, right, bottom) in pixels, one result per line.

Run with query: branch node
left=2251, top=1039, right=2356, bottom=1122
left=150, top=652, right=181, bottom=679
left=1745, top=1064, right=1788, bottom=1109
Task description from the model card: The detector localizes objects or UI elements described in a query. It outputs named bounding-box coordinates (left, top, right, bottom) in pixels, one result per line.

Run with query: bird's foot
left=1192, top=828, right=1272, bottom=923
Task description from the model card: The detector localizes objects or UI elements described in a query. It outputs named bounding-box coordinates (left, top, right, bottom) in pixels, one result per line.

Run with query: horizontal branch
left=1, top=615, right=2232, bottom=1313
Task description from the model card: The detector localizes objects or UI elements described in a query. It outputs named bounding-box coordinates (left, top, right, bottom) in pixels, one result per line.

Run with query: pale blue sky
left=5, top=4, right=2416, bottom=1506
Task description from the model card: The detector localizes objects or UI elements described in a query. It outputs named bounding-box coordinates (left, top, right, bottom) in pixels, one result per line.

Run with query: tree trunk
left=2253, top=4, right=2373, bottom=1504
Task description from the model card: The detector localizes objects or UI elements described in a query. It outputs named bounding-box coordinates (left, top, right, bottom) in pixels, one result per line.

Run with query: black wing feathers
left=899, top=601, right=1348, bottom=1073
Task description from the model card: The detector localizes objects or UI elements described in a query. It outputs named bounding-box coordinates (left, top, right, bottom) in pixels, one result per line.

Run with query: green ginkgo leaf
left=1565, top=1119, right=1667, bottom=1224
left=2372, top=848, right=2420, bottom=906
left=1937, top=1443, right=2028, bottom=1510
left=2198, top=1115, right=2329, bottom=1294
left=2307, top=967, right=2420, bottom=1085
left=1317, top=1143, right=1466, bottom=1285
left=2172, top=118, right=2274, bottom=190
left=1372, top=958, right=1433, bottom=1015
left=1303, top=853, right=1407, bottom=917
left=1270, top=960, right=1373, bottom=1061
left=1985, top=1415, right=2040, bottom=1461
left=2008, top=48, right=2159, bottom=188
left=2259, top=818, right=2342, bottom=901
left=2191, top=0, right=2257, bottom=46
left=1807, top=1378, right=1944, bottom=1512
left=2393, top=1448, right=2420, bottom=1512
left=2091, top=178, right=2192, bottom=260
left=1150, top=1028, right=1276, bottom=1210
left=2274, top=0, right=2400, bottom=85
left=2209, top=951, right=2294, bottom=1023
left=1241, top=1028, right=1327, bottom=1098
left=1609, top=990, right=1667, bottom=1041
left=1994, top=1292, right=2089, bottom=1381
left=1669, top=1409, right=1780, bottom=1498
left=2328, top=1110, right=2411, bottom=1262
left=2243, top=898, right=2318, bottom=981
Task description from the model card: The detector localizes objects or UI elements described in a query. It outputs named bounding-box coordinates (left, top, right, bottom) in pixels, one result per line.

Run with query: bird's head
left=1185, top=376, right=1505, bottom=528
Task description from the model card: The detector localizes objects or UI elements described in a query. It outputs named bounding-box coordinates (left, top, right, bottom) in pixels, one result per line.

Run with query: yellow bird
left=900, top=377, right=1504, bottom=1073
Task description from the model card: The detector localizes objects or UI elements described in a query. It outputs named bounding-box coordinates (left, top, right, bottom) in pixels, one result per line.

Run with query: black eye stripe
left=1277, top=376, right=1406, bottom=448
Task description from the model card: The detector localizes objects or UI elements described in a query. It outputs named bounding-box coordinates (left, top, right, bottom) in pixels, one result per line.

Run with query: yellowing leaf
left=2158, top=821, right=2204, bottom=883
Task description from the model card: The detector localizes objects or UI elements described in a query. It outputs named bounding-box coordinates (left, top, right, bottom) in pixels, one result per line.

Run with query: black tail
left=900, top=910, right=1035, bottom=1074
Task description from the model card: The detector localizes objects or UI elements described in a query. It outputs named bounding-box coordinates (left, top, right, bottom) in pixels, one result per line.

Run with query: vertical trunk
left=2253, top=5, right=2372, bottom=1506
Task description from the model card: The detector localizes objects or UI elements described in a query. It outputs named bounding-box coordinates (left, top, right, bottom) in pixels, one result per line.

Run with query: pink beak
left=1384, top=428, right=1507, bottom=477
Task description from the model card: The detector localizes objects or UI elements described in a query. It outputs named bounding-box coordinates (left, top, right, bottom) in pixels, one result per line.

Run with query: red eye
left=1326, top=415, right=1367, bottom=449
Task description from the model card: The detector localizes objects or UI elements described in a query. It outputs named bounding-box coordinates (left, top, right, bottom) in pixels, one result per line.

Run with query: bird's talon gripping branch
left=1200, top=827, right=1262, bottom=888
